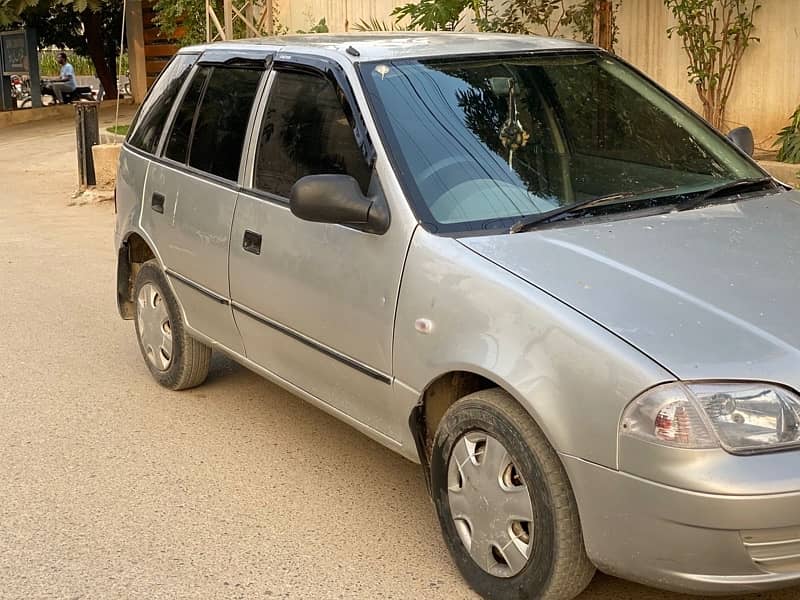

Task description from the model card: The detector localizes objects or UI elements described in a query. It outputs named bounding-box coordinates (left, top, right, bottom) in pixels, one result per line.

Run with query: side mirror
left=727, top=126, right=755, bottom=157
left=290, top=174, right=389, bottom=234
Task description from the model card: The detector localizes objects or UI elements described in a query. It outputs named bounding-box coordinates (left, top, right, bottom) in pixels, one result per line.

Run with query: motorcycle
left=18, top=78, right=95, bottom=108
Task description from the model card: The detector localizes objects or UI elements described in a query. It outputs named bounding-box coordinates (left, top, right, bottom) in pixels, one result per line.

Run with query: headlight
left=621, top=382, right=800, bottom=454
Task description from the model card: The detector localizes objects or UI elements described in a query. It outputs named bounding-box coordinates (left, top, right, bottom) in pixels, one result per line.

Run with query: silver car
left=114, top=33, right=800, bottom=599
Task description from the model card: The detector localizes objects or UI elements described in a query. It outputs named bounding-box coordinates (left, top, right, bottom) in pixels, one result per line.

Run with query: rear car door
left=140, top=52, right=268, bottom=353
left=229, top=58, right=412, bottom=440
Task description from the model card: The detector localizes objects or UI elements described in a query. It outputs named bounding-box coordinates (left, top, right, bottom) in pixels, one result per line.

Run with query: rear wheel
left=431, top=388, right=595, bottom=600
left=133, top=260, right=211, bottom=390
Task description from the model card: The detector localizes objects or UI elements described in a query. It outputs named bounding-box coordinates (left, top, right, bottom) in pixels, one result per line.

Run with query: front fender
left=394, top=229, right=673, bottom=469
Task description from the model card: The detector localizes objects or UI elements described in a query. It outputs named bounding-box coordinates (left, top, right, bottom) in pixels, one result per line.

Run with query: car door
left=140, top=54, right=267, bottom=354
left=229, top=59, right=412, bottom=441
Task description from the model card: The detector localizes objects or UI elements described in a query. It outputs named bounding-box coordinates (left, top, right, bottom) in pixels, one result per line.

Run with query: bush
left=38, top=50, right=128, bottom=77
left=774, top=105, right=800, bottom=164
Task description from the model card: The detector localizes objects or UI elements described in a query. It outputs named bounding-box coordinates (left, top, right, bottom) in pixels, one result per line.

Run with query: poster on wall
left=1, top=31, right=29, bottom=74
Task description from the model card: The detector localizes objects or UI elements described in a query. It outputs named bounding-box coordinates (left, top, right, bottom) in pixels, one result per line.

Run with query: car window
left=164, top=66, right=210, bottom=164
left=253, top=70, right=371, bottom=198
left=548, top=63, right=716, bottom=173
left=128, top=53, right=197, bottom=154
left=188, top=66, right=264, bottom=181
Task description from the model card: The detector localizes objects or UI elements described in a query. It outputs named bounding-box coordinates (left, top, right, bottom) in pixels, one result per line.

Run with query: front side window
left=361, top=52, right=764, bottom=233
left=128, top=53, right=197, bottom=154
left=253, top=70, right=372, bottom=198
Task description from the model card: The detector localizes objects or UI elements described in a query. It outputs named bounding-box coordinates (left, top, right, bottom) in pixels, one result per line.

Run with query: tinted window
left=128, top=53, right=197, bottom=154
left=254, top=71, right=371, bottom=198
left=188, top=67, right=263, bottom=181
left=164, top=67, right=209, bottom=163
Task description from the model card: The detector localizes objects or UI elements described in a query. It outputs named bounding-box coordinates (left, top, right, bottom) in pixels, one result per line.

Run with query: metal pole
left=76, top=102, right=100, bottom=187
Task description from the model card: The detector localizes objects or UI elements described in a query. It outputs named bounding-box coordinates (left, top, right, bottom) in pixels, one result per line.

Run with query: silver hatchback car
left=115, top=33, right=800, bottom=599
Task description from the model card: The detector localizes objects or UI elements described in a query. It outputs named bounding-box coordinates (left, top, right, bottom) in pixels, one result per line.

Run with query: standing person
left=51, top=51, right=77, bottom=103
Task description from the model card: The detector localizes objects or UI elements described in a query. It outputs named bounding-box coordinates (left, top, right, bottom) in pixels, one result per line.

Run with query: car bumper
left=562, top=454, right=800, bottom=595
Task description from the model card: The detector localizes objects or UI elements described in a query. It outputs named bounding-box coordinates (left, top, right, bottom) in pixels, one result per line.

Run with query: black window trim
left=243, top=53, right=377, bottom=202
left=162, top=63, right=212, bottom=166
left=126, top=51, right=201, bottom=153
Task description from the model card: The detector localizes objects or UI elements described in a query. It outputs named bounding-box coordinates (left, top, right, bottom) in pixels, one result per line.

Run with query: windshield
left=360, top=52, right=764, bottom=233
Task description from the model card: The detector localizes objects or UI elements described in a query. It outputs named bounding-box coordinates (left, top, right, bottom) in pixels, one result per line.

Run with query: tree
left=0, top=0, right=122, bottom=99
left=664, top=0, right=760, bottom=131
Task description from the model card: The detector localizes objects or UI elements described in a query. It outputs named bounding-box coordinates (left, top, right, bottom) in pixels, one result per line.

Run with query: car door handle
left=243, top=230, right=262, bottom=255
left=151, top=192, right=165, bottom=214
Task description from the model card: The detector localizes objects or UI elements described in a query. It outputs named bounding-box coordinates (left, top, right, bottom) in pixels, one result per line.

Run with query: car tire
left=431, top=388, right=595, bottom=600
left=133, top=260, right=211, bottom=390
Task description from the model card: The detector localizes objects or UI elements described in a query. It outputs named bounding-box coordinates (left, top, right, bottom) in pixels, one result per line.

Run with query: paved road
left=1, top=112, right=798, bottom=600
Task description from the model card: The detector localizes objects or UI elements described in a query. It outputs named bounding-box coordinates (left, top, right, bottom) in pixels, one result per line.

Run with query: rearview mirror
left=727, top=126, right=755, bottom=157
left=290, top=174, right=389, bottom=235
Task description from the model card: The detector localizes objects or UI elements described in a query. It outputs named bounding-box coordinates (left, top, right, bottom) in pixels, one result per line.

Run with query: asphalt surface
left=1, top=109, right=798, bottom=600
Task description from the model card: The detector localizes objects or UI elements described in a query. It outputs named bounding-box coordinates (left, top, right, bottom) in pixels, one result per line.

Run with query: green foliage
left=352, top=17, right=409, bottom=31
left=773, top=105, right=800, bottom=164
left=153, top=0, right=291, bottom=46
left=663, top=0, right=761, bottom=130
left=390, top=0, right=619, bottom=42
left=0, top=0, right=104, bottom=26
left=0, top=0, right=124, bottom=96
left=37, top=48, right=126, bottom=75
left=391, top=0, right=469, bottom=31
left=152, top=0, right=208, bottom=46
left=296, top=17, right=328, bottom=34
left=107, top=124, right=130, bottom=135
left=563, top=0, right=621, bottom=44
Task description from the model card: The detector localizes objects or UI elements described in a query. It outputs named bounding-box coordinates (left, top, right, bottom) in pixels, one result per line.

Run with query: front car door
left=140, top=51, right=268, bottom=353
left=229, top=56, right=415, bottom=442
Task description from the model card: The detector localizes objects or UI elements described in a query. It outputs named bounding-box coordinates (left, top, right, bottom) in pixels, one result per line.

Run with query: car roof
left=181, top=32, right=593, bottom=62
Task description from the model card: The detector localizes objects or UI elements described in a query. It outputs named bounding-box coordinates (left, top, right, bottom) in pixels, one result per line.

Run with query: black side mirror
left=727, top=126, right=755, bottom=157
left=290, top=174, right=389, bottom=235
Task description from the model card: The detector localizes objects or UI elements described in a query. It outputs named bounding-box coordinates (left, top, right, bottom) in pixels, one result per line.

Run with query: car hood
left=460, top=190, right=800, bottom=384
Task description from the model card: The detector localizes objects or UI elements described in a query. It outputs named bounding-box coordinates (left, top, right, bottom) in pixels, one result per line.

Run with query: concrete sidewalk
left=0, top=102, right=138, bottom=195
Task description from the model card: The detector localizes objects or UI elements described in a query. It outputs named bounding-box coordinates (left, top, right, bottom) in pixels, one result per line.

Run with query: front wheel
left=431, top=388, right=595, bottom=600
left=133, top=260, right=211, bottom=390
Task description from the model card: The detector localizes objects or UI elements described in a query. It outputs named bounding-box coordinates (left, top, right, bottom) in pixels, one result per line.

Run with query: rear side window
left=254, top=70, right=371, bottom=198
left=164, top=67, right=209, bottom=163
left=128, top=53, right=197, bottom=154
left=189, top=67, right=263, bottom=181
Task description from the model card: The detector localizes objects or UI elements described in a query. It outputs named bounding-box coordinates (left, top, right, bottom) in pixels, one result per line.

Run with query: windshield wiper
left=673, top=177, right=777, bottom=212
left=510, top=186, right=676, bottom=234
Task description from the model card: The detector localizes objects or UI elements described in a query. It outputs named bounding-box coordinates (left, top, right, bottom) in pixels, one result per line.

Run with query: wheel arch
left=117, top=231, right=157, bottom=319
left=408, top=368, right=556, bottom=492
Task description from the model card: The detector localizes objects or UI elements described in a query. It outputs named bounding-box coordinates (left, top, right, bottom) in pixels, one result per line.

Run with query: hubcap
left=447, top=432, right=534, bottom=578
left=136, top=283, right=173, bottom=371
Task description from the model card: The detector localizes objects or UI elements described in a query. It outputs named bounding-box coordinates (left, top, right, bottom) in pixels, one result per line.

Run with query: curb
left=0, top=98, right=135, bottom=129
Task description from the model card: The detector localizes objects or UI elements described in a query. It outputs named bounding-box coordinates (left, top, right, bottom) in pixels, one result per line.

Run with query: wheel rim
left=447, top=432, right=534, bottom=578
left=136, top=283, right=173, bottom=371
